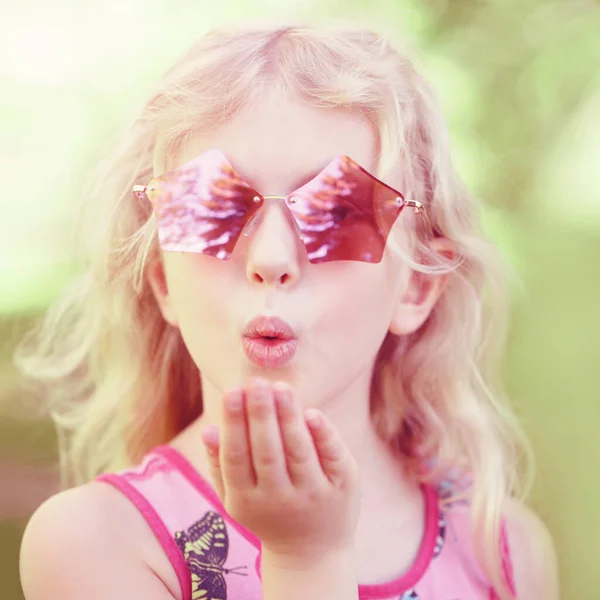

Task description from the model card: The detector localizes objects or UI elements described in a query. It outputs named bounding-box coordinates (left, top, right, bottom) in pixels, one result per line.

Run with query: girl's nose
left=244, top=202, right=302, bottom=287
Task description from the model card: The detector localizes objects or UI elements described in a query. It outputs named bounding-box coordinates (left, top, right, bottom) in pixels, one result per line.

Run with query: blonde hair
left=15, top=21, right=531, bottom=599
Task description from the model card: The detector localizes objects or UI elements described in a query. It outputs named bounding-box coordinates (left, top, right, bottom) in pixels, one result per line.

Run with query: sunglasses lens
left=147, top=153, right=261, bottom=259
left=146, top=152, right=406, bottom=264
left=287, top=156, right=403, bottom=263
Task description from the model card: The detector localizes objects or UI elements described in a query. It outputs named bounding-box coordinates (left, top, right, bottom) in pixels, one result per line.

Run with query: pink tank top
left=96, top=445, right=514, bottom=600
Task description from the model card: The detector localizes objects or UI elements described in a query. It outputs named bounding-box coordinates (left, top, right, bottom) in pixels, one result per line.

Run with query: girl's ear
left=147, top=257, right=179, bottom=327
left=389, top=238, right=457, bottom=336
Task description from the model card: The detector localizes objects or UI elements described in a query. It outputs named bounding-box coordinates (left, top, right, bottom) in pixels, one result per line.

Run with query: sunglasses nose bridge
left=244, top=194, right=302, bottom=236
left=260, top=194, right=299, bottom=203
left=243, top=194, right=298, bottom=237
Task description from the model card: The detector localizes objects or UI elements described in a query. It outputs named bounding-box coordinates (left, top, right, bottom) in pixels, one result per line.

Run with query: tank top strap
left=421, top=490, right=515, bottom=600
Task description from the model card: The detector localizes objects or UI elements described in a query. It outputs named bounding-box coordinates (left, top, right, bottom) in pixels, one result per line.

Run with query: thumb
left=200, top=425, right=226, bottom=503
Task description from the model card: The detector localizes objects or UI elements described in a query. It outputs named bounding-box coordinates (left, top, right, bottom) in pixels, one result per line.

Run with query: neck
left=328, top=375, right=419, bottom=509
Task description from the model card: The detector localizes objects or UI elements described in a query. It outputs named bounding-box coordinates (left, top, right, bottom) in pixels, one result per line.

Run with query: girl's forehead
left=163, top=138, right=404, bottom=196
left=158, top=93, right=381, bottom=190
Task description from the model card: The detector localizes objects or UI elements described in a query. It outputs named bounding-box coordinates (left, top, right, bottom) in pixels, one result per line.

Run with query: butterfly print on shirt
left=400, top=591, right=419, bottom=599
left=174, top=511, right=248, bottom=600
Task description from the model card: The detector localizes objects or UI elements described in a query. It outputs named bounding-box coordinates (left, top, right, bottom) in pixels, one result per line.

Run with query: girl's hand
left=200, top=377, right=360, bottom=563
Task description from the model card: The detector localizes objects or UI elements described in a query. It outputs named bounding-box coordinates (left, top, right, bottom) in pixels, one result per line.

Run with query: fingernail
left=200, top=426, right=220, bottom=455
left=248, top=379, right=271, bottom=403
left=251, top=377, right=269, bottom=388
left=275, top=390, right=290, bottom=410
left=201, top=425, right=219, bottom=443
left=305, top=409, right=321, bottom=427
left=226, top=390, right=243, bottom=412
left=273, top=383, right=291, bottom=408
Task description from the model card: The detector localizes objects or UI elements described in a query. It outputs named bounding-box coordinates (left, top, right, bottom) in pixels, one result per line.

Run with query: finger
left=305, top=409, right=355, bottom=486
left=273, top=382, right=322, bottom=486
left=200, top=425, right=226, bottom=503
left=246, top=378, right=289, bottom=487
left=221, top=388, right=256, bottom=490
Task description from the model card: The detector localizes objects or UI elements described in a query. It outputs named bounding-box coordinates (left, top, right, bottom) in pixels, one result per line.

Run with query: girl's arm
left=20, top=485, right=178, bottom=600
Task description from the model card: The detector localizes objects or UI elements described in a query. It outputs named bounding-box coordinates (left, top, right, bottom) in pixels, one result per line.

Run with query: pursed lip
left=242, top=315, right=298, bottom=368
left=243, top=315, right=297, bottom=340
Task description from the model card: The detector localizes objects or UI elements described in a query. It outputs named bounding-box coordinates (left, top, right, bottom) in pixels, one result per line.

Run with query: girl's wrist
left=261, top=545, right=358, bottom=600
left=261, top=543, right=356, bottom=572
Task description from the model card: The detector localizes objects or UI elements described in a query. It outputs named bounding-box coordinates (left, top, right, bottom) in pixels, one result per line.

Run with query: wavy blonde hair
left=15, top=21, right=531, bottom=599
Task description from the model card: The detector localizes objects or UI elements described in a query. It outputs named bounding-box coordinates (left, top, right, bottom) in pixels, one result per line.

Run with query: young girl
left=16, top=21, right=559, bottom=600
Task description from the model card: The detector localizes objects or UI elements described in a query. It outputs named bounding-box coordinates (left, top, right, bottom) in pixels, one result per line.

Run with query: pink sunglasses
left=134, top=149, right=431, bottom=264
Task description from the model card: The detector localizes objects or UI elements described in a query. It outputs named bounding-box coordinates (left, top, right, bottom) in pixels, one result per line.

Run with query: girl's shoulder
left=501, top=497, right=560, bottom=599
left=437, top=487, right=559, bottom=599
left=20, top=479, right=182, bottom=599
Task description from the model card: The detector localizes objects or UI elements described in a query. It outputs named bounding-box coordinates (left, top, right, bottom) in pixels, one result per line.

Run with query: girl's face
left=148, top=90, right=442, bottom=411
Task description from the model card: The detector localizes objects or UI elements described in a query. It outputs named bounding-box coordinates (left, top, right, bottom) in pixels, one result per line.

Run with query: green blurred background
left=1, top=1, right=599, bottom=598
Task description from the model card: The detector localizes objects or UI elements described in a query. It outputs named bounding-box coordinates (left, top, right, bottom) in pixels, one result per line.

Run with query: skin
left=19, top=88, right=560, bottom=600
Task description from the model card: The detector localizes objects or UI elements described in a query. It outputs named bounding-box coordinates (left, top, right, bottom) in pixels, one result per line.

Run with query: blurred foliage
left=1, top=0, right=599, bottom=598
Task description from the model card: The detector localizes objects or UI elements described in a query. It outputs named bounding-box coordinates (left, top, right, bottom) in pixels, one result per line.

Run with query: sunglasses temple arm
left=133, top=184, right=148, bottom=199
left=404, top=198, right=437, bottom=237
